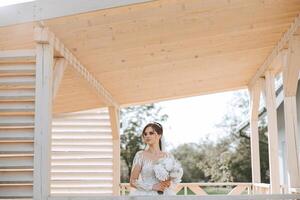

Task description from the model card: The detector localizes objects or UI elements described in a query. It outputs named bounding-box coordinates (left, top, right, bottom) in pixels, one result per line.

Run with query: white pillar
left=282, top=35, right=300, bottom=190
left=264, top=70, right=281, bottom=194
left=249, top=79, right=262, bottom=184
left=109, top=106, right=120, bottom=195
left=34, top=37, right=54, bottom=199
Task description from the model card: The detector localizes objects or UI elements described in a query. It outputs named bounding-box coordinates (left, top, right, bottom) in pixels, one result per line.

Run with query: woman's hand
left=152, top=180, right=171, bottom=192
left=152, top=182, right=165, bottom=192
left=160, top=179, right=171, bottom=188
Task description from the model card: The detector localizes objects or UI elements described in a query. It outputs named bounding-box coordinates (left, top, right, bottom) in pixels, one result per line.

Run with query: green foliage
left=171, top=143, right=207, bottom=182
left=208, top=90, right=269, bottom=183
left=171, top=90, right=269, bottom=183
left=120, top=91, right=270, bottom=184
left=120, top=104, right=168, bottom=182
left=196, top=138, right=234, bottom=182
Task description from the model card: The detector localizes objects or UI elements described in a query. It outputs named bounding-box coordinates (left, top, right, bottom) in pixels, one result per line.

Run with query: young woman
left=129, top=122, right=182, bottom=196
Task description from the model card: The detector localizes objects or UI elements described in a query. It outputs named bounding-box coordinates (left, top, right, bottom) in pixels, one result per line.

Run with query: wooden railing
left=290, top=188, right=300, bottom=194
left=252, top=183, right=270, bottom=194
left=120, top=182, right=255, bottom=195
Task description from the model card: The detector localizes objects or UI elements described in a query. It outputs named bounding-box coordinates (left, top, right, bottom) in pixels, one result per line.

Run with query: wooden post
left=52, top=58, right=67, bottom=100
left=249, top=79, right=262, bottom=185
left=264, top=71, right=281, bottom=194
left=282, top=35, right=300, bottom=190
left=109, top=106, right=120, bottom=195
left=34, top=34, right=54, bottom=199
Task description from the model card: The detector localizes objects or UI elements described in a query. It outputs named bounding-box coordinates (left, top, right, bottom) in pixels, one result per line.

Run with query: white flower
left=153, top=156, right=183, bottom=183
left=162, top=157, right=174, bottom=171
left=153, top=164, right=169, bottom=181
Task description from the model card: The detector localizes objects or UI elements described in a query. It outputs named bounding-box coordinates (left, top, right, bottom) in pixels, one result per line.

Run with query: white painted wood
left=0, top=75, right=35, bottom=86
left=283, top=97, right=300, bottom=189
left=52, top=58, right=67, bottom=100
left=249, top=79, right=262, bottom=184
left=264, top=71, right=281, bottom=194
left=0, top=63, right=35, bottom=75
left=0, top=102, right=34, bottom=113
left=282, top=35, right=300, bottom=190
left=0, top=49, right=35, bottom=63
left=188, top=185, right=207, bottom=195
left=34, top=42, right=54, bottom=200
left=0, top=116, right=34, bottom=126
left=248, top=14, right=300, bottom=88
left=228, top=185, right=248, bottom=195
left=284, top=36, right=300, bottom=97
left=0, top=0, right=153, bottom=27
left=108, top=106, right=120, bottom=195
left=51, top=108, right=113, bottom=196
left=0, top=128, right=34, bottom=139
left=48, top=194, right=300, bottom=200
left=0, top=89, right=35, bottom=101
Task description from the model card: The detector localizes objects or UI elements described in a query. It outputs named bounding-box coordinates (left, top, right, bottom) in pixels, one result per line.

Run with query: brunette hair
left=142, top=122, right=163, bottom=150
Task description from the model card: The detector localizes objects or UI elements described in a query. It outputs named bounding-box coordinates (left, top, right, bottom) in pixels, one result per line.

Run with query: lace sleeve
left=130, top=151, right=154, bottom=191
left=168, top=153, right=183, bottom=189
left=132, top=151, right=143, bottom=169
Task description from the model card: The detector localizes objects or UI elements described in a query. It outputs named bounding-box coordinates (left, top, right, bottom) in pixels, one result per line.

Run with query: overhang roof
left=1, top=0, right=300, bottom=113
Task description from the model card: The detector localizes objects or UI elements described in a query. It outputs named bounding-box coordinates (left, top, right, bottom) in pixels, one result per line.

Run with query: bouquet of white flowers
left=153, top=156, right=183, bottom=194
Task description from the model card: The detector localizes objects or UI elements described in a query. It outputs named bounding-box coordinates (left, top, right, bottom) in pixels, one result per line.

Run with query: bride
left=129, top=122, right=183, bottom=196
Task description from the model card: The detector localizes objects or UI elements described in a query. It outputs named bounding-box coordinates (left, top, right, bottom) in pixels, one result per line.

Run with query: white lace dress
left=129, top=150, right=179, bottom=196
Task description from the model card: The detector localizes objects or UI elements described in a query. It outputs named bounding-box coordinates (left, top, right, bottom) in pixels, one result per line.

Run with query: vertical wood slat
left=109, top=106, right=120, bottom=195
left=51, top=108, right=113, bottom=196
left=249, top=79, right=262, bottom=184
left=282, top=35, right=300, bottom=190
left=264, top=71, right=281, bottom=194
left=34, top=43, right=54, bottom=200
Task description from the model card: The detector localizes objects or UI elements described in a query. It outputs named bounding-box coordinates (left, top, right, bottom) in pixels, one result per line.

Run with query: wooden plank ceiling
left=1, top=0, right=300, bottom=113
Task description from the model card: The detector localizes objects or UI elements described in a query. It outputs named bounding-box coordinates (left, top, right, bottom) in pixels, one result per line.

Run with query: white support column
left=249, top=79, right=262, bottom=184
left=34, top=41, right=54, bottom=199
left=282, top=35, right=300, bottom=190
left=52, top=58, right=67, bottom=100
left=264, top=71, right=281, bottom=194
left=109, top=106, right=120, bottom=195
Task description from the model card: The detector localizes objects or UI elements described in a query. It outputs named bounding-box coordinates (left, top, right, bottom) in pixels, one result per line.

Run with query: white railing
left=48, top=194, right=300, bottom=200
left=120, top=182, right=255, bottom=195
left=252, top=183, right=270, bottom=194
left=290, top=187, right=300, bottom=194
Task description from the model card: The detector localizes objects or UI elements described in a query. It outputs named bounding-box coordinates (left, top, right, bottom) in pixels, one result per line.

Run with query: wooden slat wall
left=51, top=108, right=114, bottom=196
left=0, top=54, right=36, bottom=199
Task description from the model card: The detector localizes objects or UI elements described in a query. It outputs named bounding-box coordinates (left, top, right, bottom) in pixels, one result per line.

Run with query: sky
left=157, top=89, right=248, bottom=150
left=0, top=0, right=34, bottom=7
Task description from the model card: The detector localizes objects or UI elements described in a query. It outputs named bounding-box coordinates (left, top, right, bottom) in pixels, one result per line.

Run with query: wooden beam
left=34, top=26, right=119, bottom=107
left=264, top=71, right=281, bottom=194
left=284, top=36, right=300, bottom=97
left=34, top=41, right=54, bottom=199
left=282, top=36, right=300, bottom=189
left=108, top=106, right=120, bottom=195
left=249, top=79, right=262, bottom=184
left=109, top=106, right=120, bottom=140
left=52, top=58, right=67, bottom=100
left=248, top=14, right=300, bottom=88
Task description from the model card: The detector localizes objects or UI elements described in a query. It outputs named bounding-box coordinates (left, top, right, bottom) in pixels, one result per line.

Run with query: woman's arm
left=129, top=151, right=166, bottom=192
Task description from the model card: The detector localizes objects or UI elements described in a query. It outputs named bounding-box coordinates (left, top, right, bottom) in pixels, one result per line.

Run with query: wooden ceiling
left=1, top=0, right=300, bottom=113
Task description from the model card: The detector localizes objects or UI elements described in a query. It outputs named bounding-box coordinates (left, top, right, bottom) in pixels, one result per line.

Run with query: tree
left=171, top=143, right=207, bottom=182
left=120, top=104, right=168, bottom=182
left=196, top=138, right=234, bottom=182
left=215, top=90, right=269, bottom=182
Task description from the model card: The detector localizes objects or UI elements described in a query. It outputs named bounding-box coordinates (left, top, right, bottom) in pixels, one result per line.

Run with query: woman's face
left=143, top=126, right=161, bottom=145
